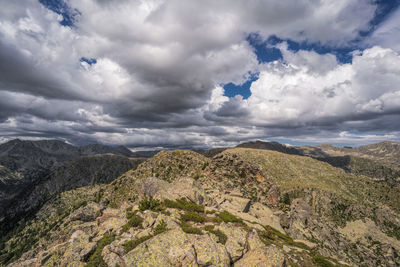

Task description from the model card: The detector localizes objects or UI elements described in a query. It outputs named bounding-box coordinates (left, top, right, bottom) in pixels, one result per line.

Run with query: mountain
left=0, top=139, right=139, bottom=231
left=232, top=140, right=400, bottom=185
left=314, top=141, right=400, bottom=170
left=79, top=144, right=133, bottom=157
left=1, top=145, right=399, bottom=266
left=0, top=154, right=144, bottom=235
left=300, top=142, right=400, bottom=184
left=236, top=140, right=303, bottom=155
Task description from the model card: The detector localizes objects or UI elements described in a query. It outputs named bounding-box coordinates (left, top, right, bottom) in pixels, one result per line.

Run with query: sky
left=0, top=0, right=399, bottom=149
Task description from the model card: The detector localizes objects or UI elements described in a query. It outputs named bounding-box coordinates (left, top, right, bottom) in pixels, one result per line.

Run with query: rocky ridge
left=1, top=148, right=399, bottom=266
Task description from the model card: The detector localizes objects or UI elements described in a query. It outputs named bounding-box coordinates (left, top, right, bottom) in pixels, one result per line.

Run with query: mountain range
left=0, top=139, right=399, bottom=266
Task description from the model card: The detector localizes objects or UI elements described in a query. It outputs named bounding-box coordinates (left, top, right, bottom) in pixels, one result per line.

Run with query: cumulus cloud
left=366, top=7, right=400, bottom=52
left=245, top=45, right=400, bottom=125
left=0, top=0, right=398, bottom=148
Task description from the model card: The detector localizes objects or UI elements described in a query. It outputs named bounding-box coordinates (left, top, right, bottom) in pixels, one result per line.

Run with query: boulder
left=248, top=202, right=285, bottom=233
left=217, top=223, right=247, bottom=261
left=123, top=229, right=197, bottom=266
left=192, top=233, right=230, bottom=266
left=69, top=202, right=103, bottom=222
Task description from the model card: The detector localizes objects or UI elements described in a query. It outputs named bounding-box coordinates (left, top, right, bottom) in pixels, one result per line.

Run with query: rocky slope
left=0, top=139, right=136, bottom=219
left=300, top=142, right=400, bottom=184
left=0, top=154, right=144, bottom=232
left=231, top=140, right=400, bottom=184
left=1, top=148, right=399, bottom=266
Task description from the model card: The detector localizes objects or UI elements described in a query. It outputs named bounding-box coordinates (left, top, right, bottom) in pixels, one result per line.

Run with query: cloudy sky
left=0, top=0, right=399, bottom=149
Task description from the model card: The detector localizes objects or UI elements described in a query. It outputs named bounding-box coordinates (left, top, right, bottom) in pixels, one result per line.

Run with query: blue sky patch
left=223, top=73, right=258, bottom=99
left=247, top=33, right=283, bottom=63
left=80, top=57, right=97, bottom=65
left=39, top=0, right=78, bottom=26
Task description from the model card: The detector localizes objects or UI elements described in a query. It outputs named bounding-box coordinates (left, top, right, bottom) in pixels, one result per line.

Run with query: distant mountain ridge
left=0, top=139, right=137, bottom=225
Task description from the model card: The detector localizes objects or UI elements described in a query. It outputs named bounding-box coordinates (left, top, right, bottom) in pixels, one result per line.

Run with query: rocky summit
left=0, top=142, right=399, bottom=267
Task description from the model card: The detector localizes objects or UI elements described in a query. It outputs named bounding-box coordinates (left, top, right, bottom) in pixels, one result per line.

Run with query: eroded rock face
left=123, top=229, right=196, bottom=266
left=217, top=223, right=247, bottom=261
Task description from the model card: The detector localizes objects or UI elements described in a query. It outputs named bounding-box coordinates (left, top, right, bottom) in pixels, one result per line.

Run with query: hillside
left=0, top=139, right=136, bottom=220
left=313, top=141, right=400, bottom=170
left=300, top=142, right=400, bottom=183
left=1, top=147, right=399, bottom=266
left=232, top=140, right=400, bottom=184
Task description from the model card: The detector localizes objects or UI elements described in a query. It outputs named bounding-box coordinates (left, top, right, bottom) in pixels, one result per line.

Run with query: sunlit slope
left=222, top=148, right=400, bottom=211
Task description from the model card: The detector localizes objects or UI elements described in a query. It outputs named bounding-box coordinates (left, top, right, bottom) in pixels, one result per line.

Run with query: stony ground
left=1, top=148, right=399, bottom=266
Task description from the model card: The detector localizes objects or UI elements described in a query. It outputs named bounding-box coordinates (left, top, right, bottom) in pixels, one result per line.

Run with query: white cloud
left=366, top=7, right=400, bottom=52
left=241, top=45, right=400, bottom=126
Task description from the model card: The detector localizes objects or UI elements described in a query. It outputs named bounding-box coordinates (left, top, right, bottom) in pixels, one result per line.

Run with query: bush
left=126, top=206, right=133, bottom=212
left=86, top=233, right=115, bottom=266
left=218, top=211, right=243, bottom=223
left=122, top=220, right=170, bottom=253
left=180, top=222, right=203, bottom=235
left=126, top=210, right=139, bottom=220
left=181, top=212, right=206, bottom=223
left=213, top=217, right=223, bottom=223
left=202, top=162, right=209, bottom=170
left=153, top=220, right=169, bottom=235
left=164, top=198, right=204, bottom=213
left=121, top=214, right=143, bottom=233
left=311, top=254, right=335, bottom=267
left=282, top=193, right=291, bottom=205
left=204, top=226, right=227, bottom=244
left=123, top=235, right=152, bottom=253
left=139, top=195, right=162, bottom=212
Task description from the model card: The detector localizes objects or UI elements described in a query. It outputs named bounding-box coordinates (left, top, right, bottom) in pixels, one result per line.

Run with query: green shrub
left=213, top=217, right=223, bottom=223
left=126, top=210, right=139, bottom=220
left=263, top=225, right=292, bottom=242
left=161, top=209, right=171, bottom=216
left=202, top=162, right=209, bottom=170
left=121, top=214, right=143, bottom=233
left=153, top=220, right=169, bottom=235
left=193, top=173, right=201, bottom=180
left=180, top=222, right=203, bottom=235
left=139, top=195, right=162, bottom=212
left=282, top=193, right=291, bottom=205
left=122, top=220, right=170, bottom=253
left=218, top=211, right=243, bottom=223
left=205, top=210, right=216, bottom=214
left=181, top=212, right=206, bottom=223
left=204, top=225, right=215, bottom=231
left=86, top=233, right=115, bottom=266
left=204, top=226, right=227, bottom=244
left=384, top=220, right=400, bottom=240
left=123, top=235, right=152, bottom=253
left=164, top=198, right=204, bottom=212
left=311, top=254, right=335, bottom=267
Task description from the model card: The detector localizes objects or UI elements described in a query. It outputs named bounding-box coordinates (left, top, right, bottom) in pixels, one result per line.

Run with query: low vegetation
left=139, top=195, right=162, bottom=212
left=180, top=212, right=206, bottom=223
left=180, top=222, right=203, bottom=235
left=86, top=233, right=115, bottom=267
left=123, top=220, right=170, bottom=253
left=123, top=235, right=153, bottom=253
left=121, top=214, right=143, bottom=233
left=204, top=225, right=227, bottom=244
left=164, top=198, right=204, bottom=212
left=218, top=211, right=243, bottom=223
